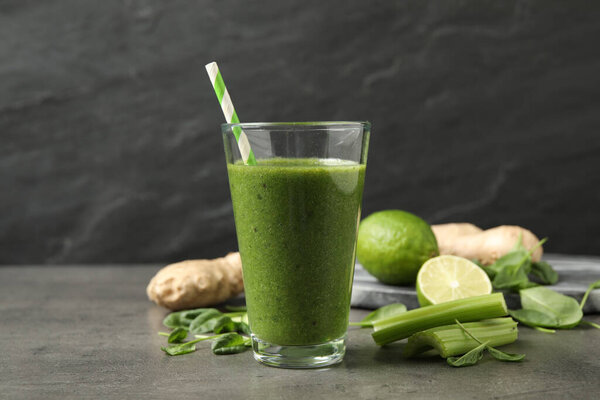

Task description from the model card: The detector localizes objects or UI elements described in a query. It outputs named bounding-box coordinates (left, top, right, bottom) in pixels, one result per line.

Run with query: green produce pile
left=352, top=277, right=599, bottom=367
left=156, top=208, right=600, bottom=368
left=350, top=209, right=600, bottom=367
left=478, top=237, right=558, bottom=291
left=360, top=293, right=525, bottom=367
left=159, top=305, right=251, bottom=356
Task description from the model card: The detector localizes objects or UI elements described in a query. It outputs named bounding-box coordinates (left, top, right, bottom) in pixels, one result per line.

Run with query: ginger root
left=146, top=252, right=243, bottom=310
left=431, top=224, right=543, bottom=265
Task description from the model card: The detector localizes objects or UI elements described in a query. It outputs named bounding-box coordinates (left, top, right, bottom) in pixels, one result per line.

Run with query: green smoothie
left=227, top=158, right=366, bottom=346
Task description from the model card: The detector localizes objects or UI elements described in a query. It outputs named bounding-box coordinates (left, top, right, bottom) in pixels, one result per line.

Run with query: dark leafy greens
left=484, top=238, right=555, bottom=291
left=161, top=334, right=223, bottom=356
left=159, top=307, right=252, bottom=356
left=447, top=319, right=525, bottom=367
left=224, top=305, right=248, bottom=312
left=167, top=327, right=188, bottom=343
left=163, top=308, right=217, bottom=329
left=447, top=342, right=487, bottom=367
left=530, top=261, right=559, bottom=285
left=212, top=315, right=251, bottom=335
left=509, top=280, right=600, bottom=331
left=189, top=309, right=224, bottom=334
left=211, top=333, right=252, bottom=355
left=486, top=346, right=525, bottom=362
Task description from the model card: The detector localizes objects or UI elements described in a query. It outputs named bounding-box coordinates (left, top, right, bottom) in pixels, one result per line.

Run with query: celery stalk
left=403, top=318, right=518, bottom=358
left=372, top=293, right=508, bottom=345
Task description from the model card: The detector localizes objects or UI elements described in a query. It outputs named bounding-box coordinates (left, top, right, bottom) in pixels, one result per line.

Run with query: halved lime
left=416, top=255, right=492, bottom=307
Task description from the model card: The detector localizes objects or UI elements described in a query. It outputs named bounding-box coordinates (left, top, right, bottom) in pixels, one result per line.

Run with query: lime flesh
left=416, top=255, right=492, bottom=307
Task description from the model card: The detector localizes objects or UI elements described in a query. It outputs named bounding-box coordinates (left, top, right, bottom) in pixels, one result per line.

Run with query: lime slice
left=416, top=255, right=492, bottom=307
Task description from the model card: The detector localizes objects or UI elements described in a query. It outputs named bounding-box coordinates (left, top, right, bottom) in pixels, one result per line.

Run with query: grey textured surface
left=1, top=265, right=599, bottom=400
left=352, top=254, right=600, bottom=312
left=2, top=1, right=600, bottom=264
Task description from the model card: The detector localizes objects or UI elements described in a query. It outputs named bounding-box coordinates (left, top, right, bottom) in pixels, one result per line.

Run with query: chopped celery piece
left=404, top=318, right=518, bottom=358
left=372, top=293, right=508, bottom=345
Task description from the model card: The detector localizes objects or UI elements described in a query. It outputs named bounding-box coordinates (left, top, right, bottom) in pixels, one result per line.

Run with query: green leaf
left=452, top=319, right=525, bottom=364
left=224, top=305, right=247, bottom=312
left=510, top=234, right=527, bottom=252
left=530, top=261, right=559, bottom=285
left=489, top=250, right=533, bottom=291
left=212, top=316, right=237, bottom=333
left=162, top=341, right=197, bottom=356
left=189, top=309, right=223, bottom=334
left=488, top=250, right=528, bottom=274
left=486, top=346, right=525, bottom=362
left=167, top=327, right=188, bottom=343
left=519, top=286, right=582, bottom=329
left=486, top=238, right=551, bottom=291
left=351, top=304, right=407, bottom=328
left=580, top=279, right=600, bottom=310
left=163, top=308, right=219, bottom=329
left=509, top=309, right=559, bottom=328
left=211, top=315, right=251, bottom=335
left=235, top=321, right=251, bottom=335
left=161, top=334, right=224, bottom=356
left=447, top=342, right=487, bottom=367
left=211, top=333, right=251, bottom=355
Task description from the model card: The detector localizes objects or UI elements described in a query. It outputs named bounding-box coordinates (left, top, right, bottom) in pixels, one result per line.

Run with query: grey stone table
left=1, top=265, right=599, bottom=400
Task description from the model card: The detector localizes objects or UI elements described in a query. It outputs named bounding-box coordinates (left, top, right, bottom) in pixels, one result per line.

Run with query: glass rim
left=222, top=121, right=370, bottom=130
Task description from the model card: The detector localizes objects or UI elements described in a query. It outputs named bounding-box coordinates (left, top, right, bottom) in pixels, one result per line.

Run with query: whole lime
left=356, top=210, right=439, bottom=285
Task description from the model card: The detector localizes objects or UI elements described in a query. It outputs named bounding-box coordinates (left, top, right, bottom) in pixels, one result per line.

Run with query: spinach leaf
left=209, top=315, right=252, bottom=335
left=235, top=321, right=252, bottom=335
left=161, top=334, right=224, bottom=356
left=484, top=238, right=554, bottom=291
left=519, top=286, right=582, bottom=329
left=163, top=308, right=218, bottom=329
left=488, top=250, right=533, bottom=291
left=211, top=333, right=251, bottom=355
left=509, top=309, right=559, bottom=328
left=212, top=316, right=237, bottom=333
left=167, top=327, right=188, bottom=343
left=162, top=341, right=198, bottom=356
left=189, top=309, right=223, bottom=334
left=447, top=342, right=487, bottom=367
left=350, top=303, right=407, bottom=328
left=486, top=346, right=525, bottom=362
left=530, top=261, right=559, bottom=285
left=224, top=305, right=247, bottom=312
left=453, top=319, right=525, bottom=364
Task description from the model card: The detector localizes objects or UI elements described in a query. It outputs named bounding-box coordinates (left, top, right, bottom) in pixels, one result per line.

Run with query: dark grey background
left=1, top=0, right=599, bottom=264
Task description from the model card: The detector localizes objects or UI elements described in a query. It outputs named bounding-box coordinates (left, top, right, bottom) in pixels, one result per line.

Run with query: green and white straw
left=205, top=61, right=256, bottom=165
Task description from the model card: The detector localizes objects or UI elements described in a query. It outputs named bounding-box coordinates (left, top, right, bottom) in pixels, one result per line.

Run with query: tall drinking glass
left=222, top=122, right=370, bottom=368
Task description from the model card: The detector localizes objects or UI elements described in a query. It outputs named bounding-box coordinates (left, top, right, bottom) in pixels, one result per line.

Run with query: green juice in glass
left=227, top=158, right=365, bottom=346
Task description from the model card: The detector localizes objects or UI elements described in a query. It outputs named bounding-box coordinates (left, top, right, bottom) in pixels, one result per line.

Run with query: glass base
left=251, top=334, right=346, bottom=369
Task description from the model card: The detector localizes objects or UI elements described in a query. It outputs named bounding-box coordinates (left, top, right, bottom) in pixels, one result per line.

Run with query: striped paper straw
left=205, top=62, right=256, bottom=165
